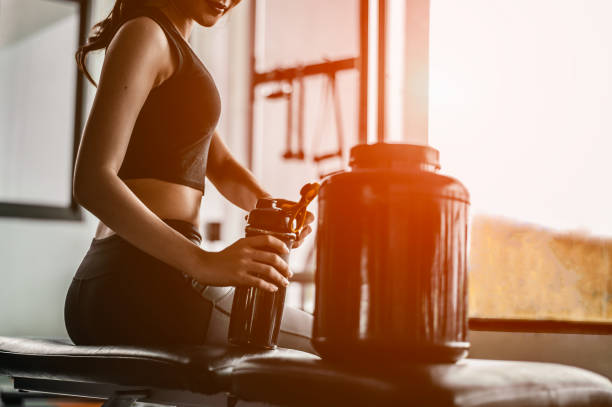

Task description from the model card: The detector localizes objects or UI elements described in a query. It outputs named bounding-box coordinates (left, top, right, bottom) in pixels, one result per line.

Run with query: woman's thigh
left=65, top=243, right=314, bottom=352
left=66, top=257, right=213, bottom=346
left=277, top=305, right=315, bottom=354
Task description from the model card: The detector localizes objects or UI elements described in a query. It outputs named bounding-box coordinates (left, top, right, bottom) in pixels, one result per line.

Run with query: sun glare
left=428, top=0, right=612, bottom=238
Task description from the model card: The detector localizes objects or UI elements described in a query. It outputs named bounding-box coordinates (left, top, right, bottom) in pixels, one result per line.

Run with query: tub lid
left=349, top=143, right=441, bottom=170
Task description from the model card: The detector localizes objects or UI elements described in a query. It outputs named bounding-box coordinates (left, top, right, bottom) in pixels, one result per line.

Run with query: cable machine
left=246, top=0, right=370, bottom=171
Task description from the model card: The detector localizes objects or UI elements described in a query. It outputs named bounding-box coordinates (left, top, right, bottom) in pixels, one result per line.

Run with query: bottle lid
left=349, top=143, right=441, bottom=171
left=255, top=198, right=296, bottom=210
left=247, top=198, right=297, bottom=234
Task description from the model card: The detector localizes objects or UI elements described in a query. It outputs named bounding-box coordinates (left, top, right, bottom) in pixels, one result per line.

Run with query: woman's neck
left=159, top=3, right=194, bottom=40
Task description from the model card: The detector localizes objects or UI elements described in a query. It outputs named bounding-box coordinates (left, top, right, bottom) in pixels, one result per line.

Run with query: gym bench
left=1, top=336, right=612, bottom=406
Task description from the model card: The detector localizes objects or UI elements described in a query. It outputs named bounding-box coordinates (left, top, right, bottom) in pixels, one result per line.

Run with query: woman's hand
left=192, top=235, right=293, bottom=292
left=292, top=211, right=315, bottom=249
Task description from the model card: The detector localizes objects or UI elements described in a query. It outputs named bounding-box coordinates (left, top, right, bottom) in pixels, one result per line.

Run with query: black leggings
left=64, top=218, right=314, bottom=353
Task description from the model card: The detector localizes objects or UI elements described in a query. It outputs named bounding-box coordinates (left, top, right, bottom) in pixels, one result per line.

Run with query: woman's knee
left=278, top=306, right=316, bottom=354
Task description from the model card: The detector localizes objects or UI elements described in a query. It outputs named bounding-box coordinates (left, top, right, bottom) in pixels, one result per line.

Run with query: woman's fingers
left=248, top=261, right=289, bottom=288
left=241, top=273, right=279, bottom=293
left=299, top=225, right=312, bottom=240
left=251, top=249, right=292, bottom=278
left=304, top=211, right=315, bottom=225
left=246, top=234, right=289, bottom=255
left=293, top=225, right=313, bottom=248
left=292, top=212, right=314, bottom=248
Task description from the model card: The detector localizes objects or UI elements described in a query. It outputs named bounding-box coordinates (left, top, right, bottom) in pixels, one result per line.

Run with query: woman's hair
left=76, top=0, right=242, bottom=87
left=76, top=0, right=143, bottom=87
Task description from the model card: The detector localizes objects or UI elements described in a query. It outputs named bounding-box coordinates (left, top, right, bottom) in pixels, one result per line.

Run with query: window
left=429, top=0, right=612, bottom=323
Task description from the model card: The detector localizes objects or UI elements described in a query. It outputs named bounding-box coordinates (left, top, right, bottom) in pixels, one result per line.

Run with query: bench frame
left=3, top=377, right=233, bottom=407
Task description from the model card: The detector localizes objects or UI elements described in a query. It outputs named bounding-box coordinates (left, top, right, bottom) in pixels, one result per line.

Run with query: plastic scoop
left=280, top=182, right=320, bottom=234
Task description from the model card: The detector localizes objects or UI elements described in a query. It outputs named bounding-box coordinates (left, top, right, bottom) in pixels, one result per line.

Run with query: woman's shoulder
left=105, top=13, right=181, bottom=87
left=111, top=13, right=174, bottom=58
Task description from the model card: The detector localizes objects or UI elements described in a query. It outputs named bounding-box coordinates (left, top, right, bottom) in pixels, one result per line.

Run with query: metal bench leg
left=1, top=389, right=96, bottom=405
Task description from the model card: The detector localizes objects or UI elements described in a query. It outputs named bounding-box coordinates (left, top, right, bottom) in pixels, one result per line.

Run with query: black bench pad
left=2, top=337, right=612, bottom=406
left=231, top=352, right=612, bottom=407
left=0, top=336, right=309, bottom=394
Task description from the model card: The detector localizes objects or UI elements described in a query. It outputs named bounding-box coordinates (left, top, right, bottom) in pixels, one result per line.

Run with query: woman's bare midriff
left=93, top=178, right=203, bottom=240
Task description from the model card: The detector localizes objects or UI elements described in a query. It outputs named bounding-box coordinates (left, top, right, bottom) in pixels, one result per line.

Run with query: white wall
left=0, top=216, right=98, bottom=336
left=0, top=0, right=111, bottom=338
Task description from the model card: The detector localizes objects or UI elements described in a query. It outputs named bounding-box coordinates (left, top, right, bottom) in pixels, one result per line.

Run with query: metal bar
left=358, top=0, right=369, bottom=145
left=297, top=75, right=305, bottom=156
left=0, top=390, right=97, bottom=405
left=377, top=0, right=387, bottom=143
left=246, top=0, right=257, bottom=170
left=331, top=74, right=345, bottom=153
left=0, top=203, right=82, bottom=220
left=469, top=318, right=612, bottom=335
left=286, top=84, right=293, bottom=156
left=253, top=58, right=357, bottom=85
left=12, top=379, right=146, bottom=401
left=402, top=0, right=431, bottom=144
left=12, top=378, right=228, bottom=407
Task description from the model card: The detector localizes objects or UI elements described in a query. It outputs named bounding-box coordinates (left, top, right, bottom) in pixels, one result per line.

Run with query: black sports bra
left=116, top=6, right=221, bottom=193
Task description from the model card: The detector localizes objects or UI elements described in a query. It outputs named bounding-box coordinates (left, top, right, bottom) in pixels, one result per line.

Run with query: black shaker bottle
left=228, top=198, right=298, bottom=349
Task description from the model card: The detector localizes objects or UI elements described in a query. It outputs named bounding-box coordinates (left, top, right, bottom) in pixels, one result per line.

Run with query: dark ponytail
left=75, top=0, right=144, bottom=87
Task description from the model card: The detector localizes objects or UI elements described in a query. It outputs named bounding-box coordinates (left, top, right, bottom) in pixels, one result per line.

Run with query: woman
left=64, top=0, right=315, bottom=352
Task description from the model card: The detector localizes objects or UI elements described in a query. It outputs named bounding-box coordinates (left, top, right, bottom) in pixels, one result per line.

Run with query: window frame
left=469, top=318, right=612, bottom=335
left=0, top=0, right=90, bottom=221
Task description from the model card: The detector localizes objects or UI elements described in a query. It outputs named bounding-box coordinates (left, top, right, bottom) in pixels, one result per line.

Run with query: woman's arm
left=206, top=131, right=271, bottom=211
left=206, top=131, right=314, bottom=248
left=74, top=17, right=290, bottom=291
